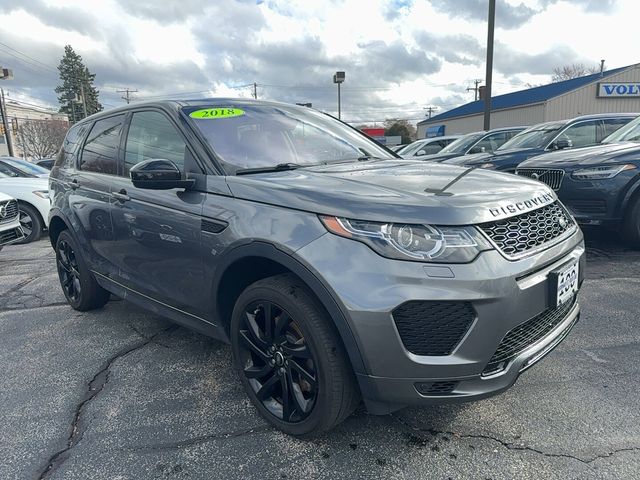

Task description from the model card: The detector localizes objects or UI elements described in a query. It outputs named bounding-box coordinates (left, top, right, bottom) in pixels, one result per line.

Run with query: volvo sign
left=597, top=82, right=640, bottom=97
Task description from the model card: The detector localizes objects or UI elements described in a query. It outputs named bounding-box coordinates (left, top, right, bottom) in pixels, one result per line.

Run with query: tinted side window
left=473, top=132, right=508, bottom=153
left=124, top=111, right=186, bottom=175
left=603, top=118, right=631, bottom=138
left=80, top=115, right=124, bottom=174
left=557, top=122, right=598, bottom=148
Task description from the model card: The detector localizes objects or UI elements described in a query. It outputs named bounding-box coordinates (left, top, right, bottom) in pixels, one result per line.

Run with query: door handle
left=69, top=179, right=79, bottom=190
left=112, top=189, right=130, bottom=202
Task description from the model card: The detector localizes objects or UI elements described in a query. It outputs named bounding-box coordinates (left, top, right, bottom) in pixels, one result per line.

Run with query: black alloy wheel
left=15, top=203, right=42, bottom=244
left=231, top=274, right=359, bottom=436
left=237, top=300, right=318, bottom=423
left=54, top=230, right=110, bottom=311
left=56, top=238, right=82, bottom=304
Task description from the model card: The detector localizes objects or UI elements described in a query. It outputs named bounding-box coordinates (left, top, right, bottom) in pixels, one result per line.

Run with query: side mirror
left=130, top=159, right=194, bottom=190
left=416, top=149, right=427, bottom=156
left=468, top=145, right=486, bottom=154
left=553, top=138, right=573, bottom=150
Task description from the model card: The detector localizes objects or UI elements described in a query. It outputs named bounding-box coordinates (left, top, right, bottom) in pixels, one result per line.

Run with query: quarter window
left=124, top=111, right=187, bottom=175
left=79, top=115, right=124, bottom=175
left=602, top=118, right=631, bottom=138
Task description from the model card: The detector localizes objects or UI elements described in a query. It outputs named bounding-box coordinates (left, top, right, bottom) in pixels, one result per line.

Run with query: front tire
left=55, top=230, right=110, bottom=311
left=230, top=274, right=359, bottom=436
left=623, top=198, right=640, bottom=248
left=15, top=203, right=43, bottom=244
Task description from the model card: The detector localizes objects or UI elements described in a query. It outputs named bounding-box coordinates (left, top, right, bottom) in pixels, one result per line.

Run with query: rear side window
left=124, top=111, right=187, bottom=175
left=79, top=115, right=125, bottom=175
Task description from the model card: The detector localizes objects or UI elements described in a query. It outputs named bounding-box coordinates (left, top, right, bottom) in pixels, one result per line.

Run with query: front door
left=109, top=109, right=208, bottom=317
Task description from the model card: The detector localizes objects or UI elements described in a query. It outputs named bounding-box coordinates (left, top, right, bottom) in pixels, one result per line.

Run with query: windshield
left=439, top=132, right=485, bottom=154
left=184, top=104, right=395, bottom=171
left=497, top=122, right=565, bottom=150
left=3, top=158, right=49, bottom=175
left=602, top=116, right=640, bottom=144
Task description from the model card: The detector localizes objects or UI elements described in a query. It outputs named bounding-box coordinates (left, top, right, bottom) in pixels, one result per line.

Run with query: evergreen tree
left=55, top=45, right=102, bottom=122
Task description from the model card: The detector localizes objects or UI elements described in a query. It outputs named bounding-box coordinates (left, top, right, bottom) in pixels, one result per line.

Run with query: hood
left=0, top=177, right=49, bottom=194
left=0, top=191, right=14, bottom=202
left=518, top=142, right=640, bottom=168
left=412, top=151, right=461, bottom=162
left=226, top=161, right=556, bottom=225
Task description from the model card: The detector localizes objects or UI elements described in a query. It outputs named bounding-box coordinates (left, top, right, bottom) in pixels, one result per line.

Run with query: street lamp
left=333, top=71, right=345, bottom=120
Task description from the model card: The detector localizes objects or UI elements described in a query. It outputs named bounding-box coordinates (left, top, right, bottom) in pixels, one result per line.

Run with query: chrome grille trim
left=0, top=199, right=19, bottom=224
left=478, top=202, right=576, bottom=260
left=516, top=168, right=566, bottom=190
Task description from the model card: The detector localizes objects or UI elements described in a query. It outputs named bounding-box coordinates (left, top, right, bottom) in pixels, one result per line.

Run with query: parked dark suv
left=49, top=99, right=584, bottom=435
left=517, top=114, right=640, bottom=246
left=442, top=113, right=637, bottom=172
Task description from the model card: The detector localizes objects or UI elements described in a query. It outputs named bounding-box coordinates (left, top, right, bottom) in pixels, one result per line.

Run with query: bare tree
left=15, top=119, right=69, bottom=159
left=552, top=62, right=605, bottom=82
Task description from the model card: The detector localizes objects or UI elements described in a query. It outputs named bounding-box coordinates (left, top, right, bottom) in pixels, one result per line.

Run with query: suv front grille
left=393, top=301, right=476, bottom=356
left=516, top=168, right=565, bottom=190
left=0, top=199, right=19, bottom=224
left=483, top=296, right=577, bottom=375
left=478, top=202, right=574, bottom=258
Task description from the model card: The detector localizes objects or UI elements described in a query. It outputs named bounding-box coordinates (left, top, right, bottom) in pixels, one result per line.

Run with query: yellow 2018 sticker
left=189, top=108, right=245, bottom=119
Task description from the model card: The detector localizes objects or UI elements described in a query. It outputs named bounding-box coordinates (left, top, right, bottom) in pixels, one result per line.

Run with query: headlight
left=320, top=216, right=492, bottom=263
left=478, top=162, right=495, bottom=169
left=571, top=164, right=636, bottom=180
left=32, top=190, right=50, bottom=199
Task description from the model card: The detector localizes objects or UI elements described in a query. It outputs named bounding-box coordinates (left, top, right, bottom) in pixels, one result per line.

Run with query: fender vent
left=201, top=218, right=228, bottom=234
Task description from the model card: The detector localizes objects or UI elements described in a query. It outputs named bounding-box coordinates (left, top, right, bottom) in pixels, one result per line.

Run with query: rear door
left=109, top=109, right=208, bottom=316
left=71, top=114, right=124, bottom=276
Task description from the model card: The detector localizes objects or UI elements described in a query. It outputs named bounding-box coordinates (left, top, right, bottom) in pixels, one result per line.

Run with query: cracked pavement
left=1, top=235, right=639, bottom=480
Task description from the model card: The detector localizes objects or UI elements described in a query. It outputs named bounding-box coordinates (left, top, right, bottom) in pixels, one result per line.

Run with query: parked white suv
left=0, top=192, right=23, bottom=251
left=0, top=174, right=50, bottom=243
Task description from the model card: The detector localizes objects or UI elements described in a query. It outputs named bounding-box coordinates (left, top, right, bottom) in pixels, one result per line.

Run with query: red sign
left=361, top=128, right=385, bottom=137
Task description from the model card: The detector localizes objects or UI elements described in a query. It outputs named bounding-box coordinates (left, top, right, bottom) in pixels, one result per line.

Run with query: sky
left=0, top=0, right=637, bottom=124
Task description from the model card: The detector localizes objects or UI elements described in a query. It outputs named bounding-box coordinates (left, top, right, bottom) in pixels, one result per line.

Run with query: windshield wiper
left=235, top=163, right=305, bottom=175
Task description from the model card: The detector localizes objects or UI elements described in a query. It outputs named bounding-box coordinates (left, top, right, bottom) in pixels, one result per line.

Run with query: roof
left=419, top=64, right=634, bottom=125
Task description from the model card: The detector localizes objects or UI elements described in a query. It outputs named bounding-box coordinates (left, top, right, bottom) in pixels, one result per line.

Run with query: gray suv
left=49, top=99, right=585, bottom=435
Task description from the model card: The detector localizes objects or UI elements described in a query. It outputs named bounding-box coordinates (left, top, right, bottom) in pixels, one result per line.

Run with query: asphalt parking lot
left=1, top=231, right=639, bottom=480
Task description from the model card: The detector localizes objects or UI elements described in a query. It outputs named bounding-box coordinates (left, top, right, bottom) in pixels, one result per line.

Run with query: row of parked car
left=0, top=157, right=52, bottom=250
left=395, top=112, right=640, bottom=246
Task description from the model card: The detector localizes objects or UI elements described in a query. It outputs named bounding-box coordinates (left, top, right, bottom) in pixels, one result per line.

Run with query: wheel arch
left=48, top=211, right=74, bottom=248
left=621, top=175, right=640, bottom=219
left=212, top=242, right=367, bottom=376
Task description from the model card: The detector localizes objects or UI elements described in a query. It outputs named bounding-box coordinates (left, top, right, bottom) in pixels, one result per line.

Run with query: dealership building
left=417, top=63, right=640, bottom=138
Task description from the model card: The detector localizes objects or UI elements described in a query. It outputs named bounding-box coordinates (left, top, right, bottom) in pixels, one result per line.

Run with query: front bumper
left=0, top=219, right=24, bottom=247
left=295, top=228, right=585, bottom=413
left=553, top=171, right=637, bottom=225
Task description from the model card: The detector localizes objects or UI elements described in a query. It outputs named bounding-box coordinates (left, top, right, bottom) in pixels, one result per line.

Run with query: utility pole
left=117, top=87, right=138, bottom=104
left=252, top=82, right=258, bottom=99
left=483, top=0, right=496, bottom=131
left=0, top=88, right=14, bottom=156
left=467, top=79, right=482, bottom=101
left=80, top=82, right=88, bottom=118
left=425, top=106, right=437, bottom=119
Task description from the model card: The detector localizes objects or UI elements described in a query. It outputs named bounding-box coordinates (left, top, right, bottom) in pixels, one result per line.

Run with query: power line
left=0, top=42, right=57, bottom=73
left=116, top=87, right=138, bottom=104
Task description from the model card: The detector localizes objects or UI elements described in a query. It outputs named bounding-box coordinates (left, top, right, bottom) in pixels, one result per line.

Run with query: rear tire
left=623, top=198, right=640, bottom=249
left=15, top=203, right=43, bottom=244
left=230, top=273, right=359, bottom=436
left=55, top=230, right=110, bottom=311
